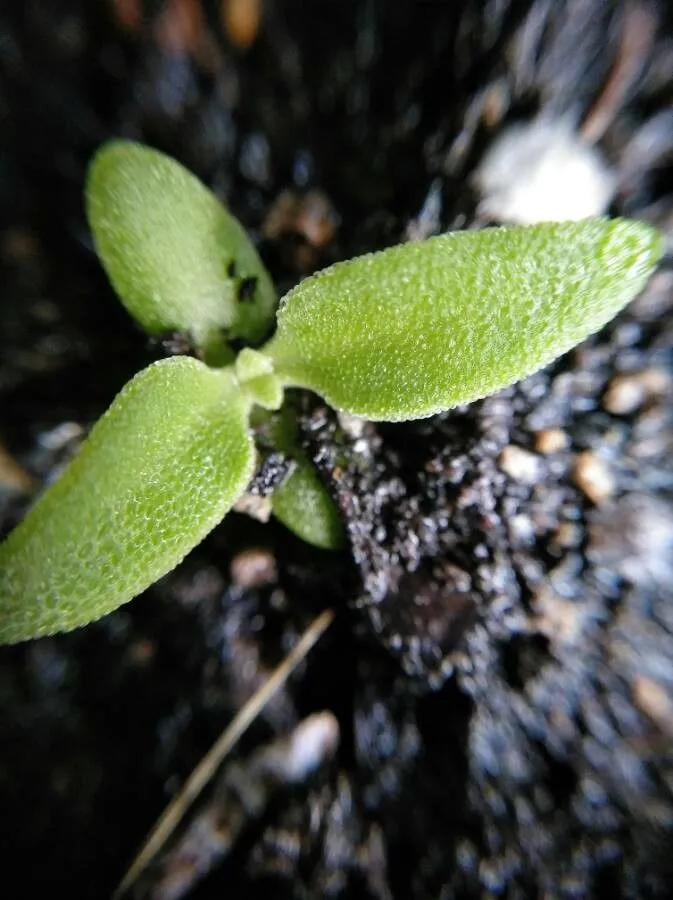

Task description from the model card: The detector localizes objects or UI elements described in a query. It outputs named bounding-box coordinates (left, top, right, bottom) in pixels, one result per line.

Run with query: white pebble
left=283, top=712, right=340, bottom=783
left=474, top=119, right=615, bottom=225
left=573, top=451, right=615, bottom=504
left=499, top=445, right=541, bottom=484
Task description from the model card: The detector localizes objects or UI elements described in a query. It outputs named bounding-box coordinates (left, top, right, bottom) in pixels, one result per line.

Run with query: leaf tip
left=601, top=217, right=664, bottom=280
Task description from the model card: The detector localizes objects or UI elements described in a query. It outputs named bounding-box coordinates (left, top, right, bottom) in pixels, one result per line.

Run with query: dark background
left=0, top=2, right=672, bottom=898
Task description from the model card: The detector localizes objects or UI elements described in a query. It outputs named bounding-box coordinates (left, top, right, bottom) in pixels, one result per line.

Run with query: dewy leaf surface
left=0, top=358, right=254, bottom=643
left=265, top=219, right=663, bottom=421
left=87, top=141, right=276, bottom=349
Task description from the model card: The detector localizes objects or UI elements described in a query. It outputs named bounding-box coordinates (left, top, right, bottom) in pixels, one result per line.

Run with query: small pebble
left=230, top=547, right=278, bottom=589
left=573, top=451, right=615, bottom=504
left=262, top=189, right=338, bottom=248
left=533, top=584, right=581, bottom=644
left=112, top=0, right=141, bottom=33
left=602, top=374, right=646, bottom=415
left=405, top=178, right=443, bottom=241
left=633, top=676, right=673, bottom=736
left=508, top=514, right=535, bottom=545
left=282, top=712, right=340, bottom=782
left=0, top=443, right=35, bottom=493
left=337, top=411, right=367, bottom=440
left=233, top=492, right=273, bottom=522
left=127, top=638, right=156, bottom=667
left=553, top=522, right=582, bottom=549
left=499, top=445, right=541, bottom=484
left=38, top=421, right=83, bottom=451
left=222, top=0, right=262, bottom=50
left=534, top=428, right=569, bottom=455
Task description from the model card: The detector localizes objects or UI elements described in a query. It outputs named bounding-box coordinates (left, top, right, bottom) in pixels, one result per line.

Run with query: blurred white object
left=474, top=119, right=616, bottom=224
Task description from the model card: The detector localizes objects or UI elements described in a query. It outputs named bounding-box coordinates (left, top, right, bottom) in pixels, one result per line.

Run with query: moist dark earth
left=1, top=2, right=672, bottom=898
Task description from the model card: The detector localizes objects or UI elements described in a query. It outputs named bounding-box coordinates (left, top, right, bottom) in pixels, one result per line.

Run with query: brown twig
left=581, top=1, right=657, bottom=144
left=113, top=608, right=335, bottom=899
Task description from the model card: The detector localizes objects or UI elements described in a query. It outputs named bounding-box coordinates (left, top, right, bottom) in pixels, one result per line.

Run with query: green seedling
left=0, top=141, right=663, bottom=643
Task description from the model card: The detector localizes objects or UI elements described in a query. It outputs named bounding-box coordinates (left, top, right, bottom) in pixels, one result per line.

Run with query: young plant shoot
left=0, top=141, right=663, bottom=643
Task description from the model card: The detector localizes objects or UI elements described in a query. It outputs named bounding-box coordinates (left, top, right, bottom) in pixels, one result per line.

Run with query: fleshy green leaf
left=235, top=348, right=284, bottom=410
left=264, top=219, right=663, bottom=421
left=0, top=358, right=254, bottom=643
left=250, top=406, right=343, bottom=550
left=86, top=141, right=276, bottom=353
left=272, top=459, right=344, bottom=550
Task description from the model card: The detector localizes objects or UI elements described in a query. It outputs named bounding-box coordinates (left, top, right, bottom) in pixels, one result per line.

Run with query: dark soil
left=1, top=2, right=672, bottom=898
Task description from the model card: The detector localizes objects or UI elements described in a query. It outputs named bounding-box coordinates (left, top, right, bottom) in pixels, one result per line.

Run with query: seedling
left=0, top=141, right=663, bottom=643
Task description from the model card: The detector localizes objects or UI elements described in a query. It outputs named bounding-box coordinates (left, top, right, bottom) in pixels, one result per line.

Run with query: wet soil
left=0, top=2, right=672, bottom=898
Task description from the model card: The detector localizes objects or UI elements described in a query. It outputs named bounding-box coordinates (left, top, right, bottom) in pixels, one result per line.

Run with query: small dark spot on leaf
left=238, top=276, right=257, bottom=302
left=227, top=259, right=236, bottom=278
